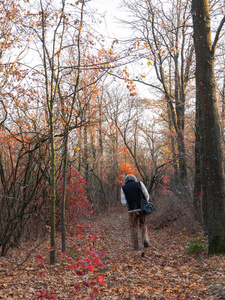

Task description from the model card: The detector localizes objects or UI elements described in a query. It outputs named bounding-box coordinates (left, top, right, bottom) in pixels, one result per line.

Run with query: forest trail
left=0, top=209, right=225, bottom=299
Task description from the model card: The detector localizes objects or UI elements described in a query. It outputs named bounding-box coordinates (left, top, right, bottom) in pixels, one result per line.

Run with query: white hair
left=124, top=174, right=137, bottom=184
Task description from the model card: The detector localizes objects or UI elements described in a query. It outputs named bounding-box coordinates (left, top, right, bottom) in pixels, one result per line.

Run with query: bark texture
left=192, top=0, right=225, bottom=254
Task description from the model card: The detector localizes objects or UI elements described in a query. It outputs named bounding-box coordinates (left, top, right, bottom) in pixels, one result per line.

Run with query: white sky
left=86, top=0, right=154, bottom=98
left=87, top=0, right=130, bottom=42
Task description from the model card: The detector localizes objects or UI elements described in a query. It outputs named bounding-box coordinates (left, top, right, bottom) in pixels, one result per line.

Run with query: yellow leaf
left=190, top=282, right=198, bottom=287
left=147, top=60, right=153, bottom=66
left=166, top=288, right=175, bottom=293
left=140, top=74, right=146, bottom=78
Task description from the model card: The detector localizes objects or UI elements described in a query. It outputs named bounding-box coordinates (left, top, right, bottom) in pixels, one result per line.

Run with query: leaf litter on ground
left=0, top=209, right=224, bottom=299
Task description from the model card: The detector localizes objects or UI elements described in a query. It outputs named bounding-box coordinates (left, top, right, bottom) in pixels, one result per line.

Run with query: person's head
left=123, top=174, right=137, bottom=184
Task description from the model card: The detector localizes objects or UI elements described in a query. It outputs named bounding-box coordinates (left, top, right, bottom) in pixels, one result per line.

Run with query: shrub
left=186, top=233, right=207, bottom=254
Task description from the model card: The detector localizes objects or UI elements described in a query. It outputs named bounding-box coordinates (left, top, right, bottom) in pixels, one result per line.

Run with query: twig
left=0, top=237, right=47, bottom=272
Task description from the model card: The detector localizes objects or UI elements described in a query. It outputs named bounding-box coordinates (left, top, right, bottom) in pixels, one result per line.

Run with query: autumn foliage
left=56, top=168, right=91, bottom=228
left=116, top=147, right=138, bottom=184
left=117, top=162, right=138, bottom=184
left=34, top=223, right=107, bottom=300
left=0, top=1, right=225, bottom=298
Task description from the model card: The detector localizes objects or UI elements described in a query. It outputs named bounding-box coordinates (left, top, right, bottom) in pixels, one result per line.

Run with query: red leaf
left=78, top=259, right=85, bottom=264
left=89, top=235, right=97, bottom=240
left=36, top=254, right=43, bottom=264
left=37, top=290, right=47, bottom=299
left=90, top=293, right=95, bottom=300
left=67, top=257, right=72, bottom=262
left=88, top=264, right=94, bottom=272
left=75, top=269, right=84, bottom=276
left=38, top=270, right=46, bottom=278
left=49, top=295, right=56, bottom=299
left=59, top=252, right=67, bottom=259
left=82, top=281, right=89, bottom=287
left=49, top=246, right=56, bottom=251
left=97, top=261, right=103, bottom=267
left=86, top=258, right=91, bottom=263
left=81, top=264, right=87, bottom=270
left=88, top=209, right=93, bottom=216
left=74, top=282, right=80, bottom=292
left=96, top=275, right=104, bottom=282
left=99, top=280, right=106, bottom=286
left=91, top=252, right=98, bottom=257
left=99, top=251, right=107, bottom=257
left=90, top=280, right=97, bottom=286
left=93, top=287, right=99, bottom=295
left=76, top=224, right=84, bottom=228
left=92, top=258, right=100, bottom=264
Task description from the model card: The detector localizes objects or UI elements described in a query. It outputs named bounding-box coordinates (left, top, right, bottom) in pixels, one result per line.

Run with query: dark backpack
left=138, top=182, right=154, bottom=215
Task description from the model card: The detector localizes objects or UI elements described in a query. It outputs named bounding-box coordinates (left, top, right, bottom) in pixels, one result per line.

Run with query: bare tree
left=121, top=0, right=195, bottom=184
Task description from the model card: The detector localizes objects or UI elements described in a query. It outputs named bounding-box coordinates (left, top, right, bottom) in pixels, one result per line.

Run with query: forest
left=0, top=0, right=225, bottom=299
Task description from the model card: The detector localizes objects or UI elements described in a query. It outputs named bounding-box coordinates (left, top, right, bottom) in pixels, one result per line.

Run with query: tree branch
left=212, top=16, right=225, bottom=57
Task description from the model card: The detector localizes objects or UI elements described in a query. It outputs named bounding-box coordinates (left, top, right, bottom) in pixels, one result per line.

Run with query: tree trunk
left=61, top=127, right=69, bottom=253
left=175, top=52, right=187, bottom=183
left=222, top=74, right=225, bottom=140
left=193, top=78, right=204, bottom=226
left=49, top=113, right=56, bottom=264
left=192, top=0, right=225, bottom=254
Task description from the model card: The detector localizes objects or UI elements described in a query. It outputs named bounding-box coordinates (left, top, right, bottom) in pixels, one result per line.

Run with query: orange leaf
left=67, top=263, right=78, bottom=270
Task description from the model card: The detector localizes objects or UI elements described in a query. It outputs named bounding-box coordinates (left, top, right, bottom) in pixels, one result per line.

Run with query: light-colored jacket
left=121, top=181, right=150, bottom=212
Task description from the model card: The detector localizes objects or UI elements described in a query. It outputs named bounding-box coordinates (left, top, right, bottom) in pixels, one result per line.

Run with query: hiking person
left=121, top=174, right=149, bottom=250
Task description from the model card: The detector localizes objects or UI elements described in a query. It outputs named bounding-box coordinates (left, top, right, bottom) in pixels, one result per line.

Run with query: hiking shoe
left=144, top=240, right=149, bottom=248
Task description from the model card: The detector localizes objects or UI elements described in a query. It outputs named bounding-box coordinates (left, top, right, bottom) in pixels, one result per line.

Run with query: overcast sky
left=86, top=0, right=153, bottom=98
left=87, top=0, right=130, bottom=42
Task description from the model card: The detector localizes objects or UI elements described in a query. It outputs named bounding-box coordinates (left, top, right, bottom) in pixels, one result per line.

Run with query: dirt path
left=89, top=210, right=225, bottom=299
left=0, top=210, right=225, bottom=299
